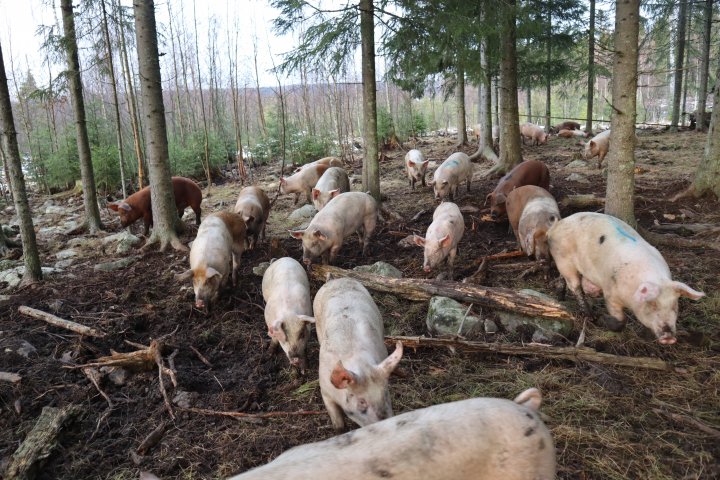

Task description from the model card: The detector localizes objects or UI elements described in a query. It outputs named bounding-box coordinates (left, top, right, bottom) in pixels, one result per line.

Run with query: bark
left=696, top=0, right=714, bottom=133
left=18, top=306, right=107, bottom=337
left=681, top=5, right=692, bottom=128
left=252, top=36, right=267, bottom=139
left=61, top=0, right=103, bottom=234
left=167, top=1, right=187, bottom=145
left=586, top=0, right=596, bottom=134
left=526, top=88, right=531, bottom=122
left=0, top=123, right=13, bottom=202
left=545, top=7, right=552, bottom=133
left=192, top=0, right=212, bottom=192
left=133, top=0, right=186, bottom=252
left=492, top=76, right=499, bottom=128
left=604, top=0, right=640, bottom=226
left=100, top=0, right=127, bottom=198
left=561, top=194, right=605, bottom=208
left=309, top=265, right=573, bottom=322
left=455, top=62, right=467, bottom=146
left=469, top=35, right=497, bottom=164
left=360, top=0, right=380, bottom=201
left=670, top=0, right=688, bottom=131
left=227, top=21, right=245, bottom=183
left=0, top=42, right=42, bottom=284
left=496, top=0, right=523, bottom=174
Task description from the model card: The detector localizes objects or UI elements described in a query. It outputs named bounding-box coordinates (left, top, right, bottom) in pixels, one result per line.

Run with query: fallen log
left=18, top=306, right=106, bottom=338
left=309, top=265, right=573, bottom=321
left=4, top=405, right=80, bottom=480
left=560, top=194, right=605, bottom=209
left=384, top=335, right=671, bottom=371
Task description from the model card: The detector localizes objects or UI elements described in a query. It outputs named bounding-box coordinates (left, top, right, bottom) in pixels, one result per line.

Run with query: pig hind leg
left=554, top=258, right=593, bottom=318
left=361, top=214, right=377, bottom=256
left=421, top=173, right=426, bottom=187
left=193, top=205, right=201, bottom=226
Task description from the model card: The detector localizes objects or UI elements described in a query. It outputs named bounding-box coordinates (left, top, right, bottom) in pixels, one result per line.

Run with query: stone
left=2, top=225, right=18, bottom=236
left=496, top=289, right=573, bottom=337
left=565, top=173, right=589, bottom=184
left=426, top=296, right=482, bottom=336
left=44, top=204, right=67, bottom=215
left=0, top=294, right=12, bottom=306
left=54, top=259, right=75, bottom=269
left=397, top=235, right=417, bottom=249
left=16, top=340, right=37, bottom=358
left=101, top=367, right=128, bottom=386
left=484, top=318, right=498, bottom=334
left=252, top=261, right=271, bottom=277
left=172, top=390, right=197, bottom=409
left=55, top=248, right=78, bottom=260
left=94, top=256, right=139, bottom=272
left=67, top=237, right=100, bottom=249
left=566, top=160, right=588, bottom=168
left=102, top=230, right=141, bottom=254
left=353, top=261, right=402, bottom=278
left=0, top=259, right=18, bottom=271
left=288, top=204, right=317, bottom=221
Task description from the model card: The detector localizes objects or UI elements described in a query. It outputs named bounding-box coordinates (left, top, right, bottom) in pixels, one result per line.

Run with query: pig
left=280, top=163, right=329, bottom=205
left=262, top=257, right=315, bottom=371
left=414, top=202, right=465, bottom=279
left=547, top=212, right=705, bottom=344
left=228, top=387, right=556, bottom=480
left=289, top=191, right=378, bottom=265
left=311, top=167, right=351, bottom=211
left=557, top=129, right=588, bottom=138
left=233, top=186, right=270, bottom=249
left=431, top=152, right=473, bottom=202
left=486, top=160, right=550, bottom=220
left=550, top=120, right=581, bottom=133
left=312, top=278, right=403, bottom=430
left=583, top=129, right=611, bottom=168
left=472, top=123, right=482, bottom=141
left=108, top=176, right=202, bottom=235
left=175, top=211, right=246, bottom=309
left=505, top=185, right=560, bottom=261
left=293, top=156, right=343, bottom=173
left=520, top=123, right=548, bottom=146
left=405, top=149, right=429, bottom=190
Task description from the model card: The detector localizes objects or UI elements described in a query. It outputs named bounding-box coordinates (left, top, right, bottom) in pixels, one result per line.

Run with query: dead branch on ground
left=18, top=306, right=106, bottom=338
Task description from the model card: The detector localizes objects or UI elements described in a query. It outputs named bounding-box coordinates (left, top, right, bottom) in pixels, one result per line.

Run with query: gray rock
left=44, top=205, right=68, bottom=215
left=101, top=366, right=128, bottom=386
left=0, top=259, right=19, bottom=271
left=67, top=237, right=99, bottom=249
left=353, top=261, right=403, bottom=278
left=54, top=259, right=75, bottom=269
left=94, top=256, right=139, bottom=272
left=172, top=390, right=197, bottom=409
left=288, top=204, right=317, bottom=221
left=56, top=248, right=78, bottom=260
left=496, top=289, right=573, bottom=337
left=566, top=160, right=588, bottom=169
left=397, top=235, right=417, bottom=249
left=252, top=261, right=271, bottom=277
left=102, top=231, right=141, bottom=254
left=484, top=318, right=498, bottom=334
left=16, top=340, right=37, bottom=358
left=565, top=173, right=589, bottom=184
left=0, top=294, right=12, bottom=306
left=426, top=296, right=482, bottom=336
left=0, top=268, right=22, bottom=288
left=2, top=225, right=18, bottom=236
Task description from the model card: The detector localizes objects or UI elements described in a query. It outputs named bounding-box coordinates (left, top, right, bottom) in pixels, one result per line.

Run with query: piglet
left=431, top=152, right=473, bottom=202
left=175, top=212, right=246, bottom=309
left=505, top=185, right=560, bottom=261
left=547, top=212, right=704, bottom=344
left=228, top=388, right=555, bottom=480
left=280, top=163, right=329, bottom=205
left=486, top=160, right=550, bottom=219
left=290, top=191, right=378, bottom=265
left=520, top=123, right=548, bottom=146
left=233, top=186, right=270, bottom=249
left=262, top=257, right=315, bottom=371
left=414, top=202, right=464, bottom=279
left=312, top=278, right=402, bottom=430
left=312, top=167, right=350, bottom=211
left=405, top=149, right=429, bottom=190
left=583, top=129, right=611, bottom=168
left=109, top=176, right=202, bottom=235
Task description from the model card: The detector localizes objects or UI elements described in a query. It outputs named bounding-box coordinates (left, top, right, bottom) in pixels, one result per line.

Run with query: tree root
left=638, top=226, right=720, bottom=251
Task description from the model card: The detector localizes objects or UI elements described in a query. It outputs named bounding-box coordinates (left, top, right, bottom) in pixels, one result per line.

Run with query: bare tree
left=360, top=0, right=380, bottom=201
left=496, top=0, right=523, bottom=174
left=604, top=0, right=640, bottom=225
left=0, top=41, right=42, bottom=283
left=585, top=0, right=595, bottom=134
left=469, top=32, right=497, bottom=164
left=455, top=63, right=467, bottom=146
left=193, top=0, right=212, bottom=191
left=696, top=0, right=714, bottom=132
left=670, top=0, right=687, bottom=132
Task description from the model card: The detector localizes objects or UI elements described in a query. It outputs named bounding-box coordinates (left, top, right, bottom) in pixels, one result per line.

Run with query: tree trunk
left=61, top=0, right=103, bottom=233
left=469, top=35, right=497, bottom=164
left=0, top=42, right=42, bottom=284
left=100, top=0, right=127, bottom=198
left=496, top=0, right=523, bottom=173
left=253, top=36, right=268, bottom=140
left=586, top=0, right=596, bottom=134
left=680, top=4, right=692, bottom=128
left=192, top=0, right=212, bottom=192
left=696, top=0, right=713, bottom=133
left=133, top=0, right=186, bottom=252
left=360, top=0, right=380, bottom=202
left=604, top=0, right=640, bottom=226
left=525, top=88, right=531, bottom=123
left=455, top=63, right=467, bottom=146
left=492, top=76, right=499, bottom=128
left=167, top=1, right=187, bottom=145
left=670, top=0, right=687, bottom=131
left=545, top=9, right=552, bottom=133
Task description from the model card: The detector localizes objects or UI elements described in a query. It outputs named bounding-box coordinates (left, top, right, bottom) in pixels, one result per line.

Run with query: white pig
left=431, top=152, right=473, bottom=202
left=175, top=212, right=246, bottom=309
left=311, top=167, right=351, bottom=211
left=293, top=156, right=343, bottom=173
left=520, top=123, right=548, bottom=146
left=414, top=202, right=465, bottom=278
left=405, top=149, right=429, bottom=190
left=262, top=257, right=315, bottom=371
left=233, top=186, right=270, bottom=249
left=583, top=129, right=611, bottom=168
left=228, top=388, right=556, bottom=480
left=547, top=212, right=704, bottom=344
left=290, top=192, right=378, bottom=265
left=311, top=278, right=402, bottom=430
left=280, top=163, right=329, bottom=204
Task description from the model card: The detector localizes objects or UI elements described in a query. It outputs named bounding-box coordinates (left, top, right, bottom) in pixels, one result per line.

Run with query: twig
left=154, top=349, right=175, bottom=420
left=179, top=407, right=326, bottom=419
left=82, top=368, right=113, bottom=408
left=190, top=346, right=213, bottom=368
left=136, top=421, right=167, bottom=455
left=458, top=304, right=474, bottom=335
left=652, top=409, right=720, bottom=438
left=19, top=306, right=106, bottom=338
left=474, top=250, right=525, bottom=265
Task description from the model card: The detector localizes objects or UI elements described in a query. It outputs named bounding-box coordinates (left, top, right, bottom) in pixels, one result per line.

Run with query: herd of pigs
left=107, top=122, right=705, bottom=479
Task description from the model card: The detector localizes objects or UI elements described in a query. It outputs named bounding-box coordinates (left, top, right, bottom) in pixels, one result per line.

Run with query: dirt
left=1, top=130, right=719, bottom=480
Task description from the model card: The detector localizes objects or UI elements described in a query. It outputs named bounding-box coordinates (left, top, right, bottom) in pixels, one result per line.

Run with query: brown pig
left=280, top=163, right=329, bottom=205
left=405, top=149, right=429, bottom=190
left=505, top=185, right=560, bottom=261
left=234, top=186, right=270, bottom=249
left=312, top=167, right=350, bottom=210
left=486, top=160, right=550, bottom=220
left=557, top=129, right=588, bottom=138
left=583, top=129, right=611, bottom=168
left=175, top=211, right=246, bottom=309
left=550, top=120, right=581, bottom=133
left=520, top=123, right=548, bottom=146
left=431, top=152, right=473, bottom=202
left=290, top=192, right=378, bottom=265
left=108, top=176, right=202, bottom=235
left=547, top=212, right=705, bottom=344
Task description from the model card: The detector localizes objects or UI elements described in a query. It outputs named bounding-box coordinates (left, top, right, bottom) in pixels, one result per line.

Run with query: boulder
left=496, top=289, right=573, bottom=337
left=353, top=261, right=403, bottom=278
left=426, top=296, right=482, bottom=336
left=566, top=160, right=588, bottom=169
left=288, top=204, right=317, bottom=221
left=397, top=235, right=417, bottom=249
left=252, top=261, right=271, bottom=277
left=565, top=173, right=589, bottom=183
left=94, top=256, right=139, bottom=272
left=102, top=230, right=141, bottom=254
left=55, top=248, right=78, bottom=260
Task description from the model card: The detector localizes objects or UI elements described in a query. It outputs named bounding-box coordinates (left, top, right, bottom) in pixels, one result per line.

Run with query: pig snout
left=423, top=265, right=431, bottom=272
left=195, top=298, right=205, bottom=309
left=490, top=210, right=498, bottom=219
left=657, top=325, right=676, bottom=345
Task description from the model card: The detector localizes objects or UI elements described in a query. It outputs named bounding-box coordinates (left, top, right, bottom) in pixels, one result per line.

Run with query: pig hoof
left=599, top=314, right=626, bottom=332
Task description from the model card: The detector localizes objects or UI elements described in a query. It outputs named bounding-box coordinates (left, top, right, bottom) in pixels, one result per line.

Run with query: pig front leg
left=597, top=152, right=606, bottom=169
left=268, top=337, right=279, bottom=354
left=447, top=247, right=457, bottom=280
left=466, top=176, right=471, bottom=192
left=305, top=189, right=313, bottom=205
left=321, top=391, right=346, bottom=431
left=601, top=299, right=627, bottom=332
left=409, top=176, right=415, bottom=190
left=143, top=214, right=152, bottom=236
left=294, top=192, right=300, bottom=205
left=421, top=173, right=427, bottom=187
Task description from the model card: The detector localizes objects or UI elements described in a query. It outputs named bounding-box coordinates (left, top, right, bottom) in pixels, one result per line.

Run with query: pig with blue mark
left=430, top=152, right=473, bottom=202
left=547, top=212, right=704, bottom=344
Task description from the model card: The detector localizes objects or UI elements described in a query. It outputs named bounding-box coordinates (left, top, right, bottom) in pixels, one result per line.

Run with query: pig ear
left=243, top=215, right=254, bottom=224
left=484, top=193, right=493, bottom=206
left=378, top=341, right=403, bottom=378
left=312, top=188, right=320, bottom=200
left=108, top=202, right=119, bottom=212
left=296, top=314, right=316, bottom=325
left=312, top=229, right=328, bottom=241
left=117, top=202, right=132, bottom=212
left=441, top=180, right=448, bottom=185
left=634, top=282, right=660, bottom=303
left=671, top=281, right=705, bottom=300
left=413, top=234, right=426, bottom=247
left=206, top=267, right=221, bottom=279
left=421, top=160, right=429, bottom=166
left=589, top=140, right=596, bottom=149
left=513, top=388, right=542, bottom=412
left=439, top=234, right=453, bottom=248
left=269, top=320, right=287, bottom=342
left=406, top=160, right=414, bottom=168
left=495, top=192, right=507, bottom=205
left=330, top=361, right=356, bottom=389
left=174, top=269, right=193, bottom=282
left=289, top=229, right=305, bottom=239
left=280, top=177, right=286, bottom=185
left=329, top=189, right=340, bottom=199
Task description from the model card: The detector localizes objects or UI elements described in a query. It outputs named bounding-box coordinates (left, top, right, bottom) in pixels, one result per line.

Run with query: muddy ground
left=1, top=130, right=719, bottom=480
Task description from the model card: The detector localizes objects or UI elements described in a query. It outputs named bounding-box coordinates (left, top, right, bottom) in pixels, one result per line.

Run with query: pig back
left=190, top=216, right=233, bottom=273
left=435, top=152, right=471, bottom=182
left=262, top=257, right=311, bottom=312
left=312, top=192, right=377, bottom=238
left=171, top=176, right=202, bottom=209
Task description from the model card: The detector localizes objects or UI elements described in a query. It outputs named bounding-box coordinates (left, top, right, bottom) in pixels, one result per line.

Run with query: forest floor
left=1, top=130, right=719, bottom=480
